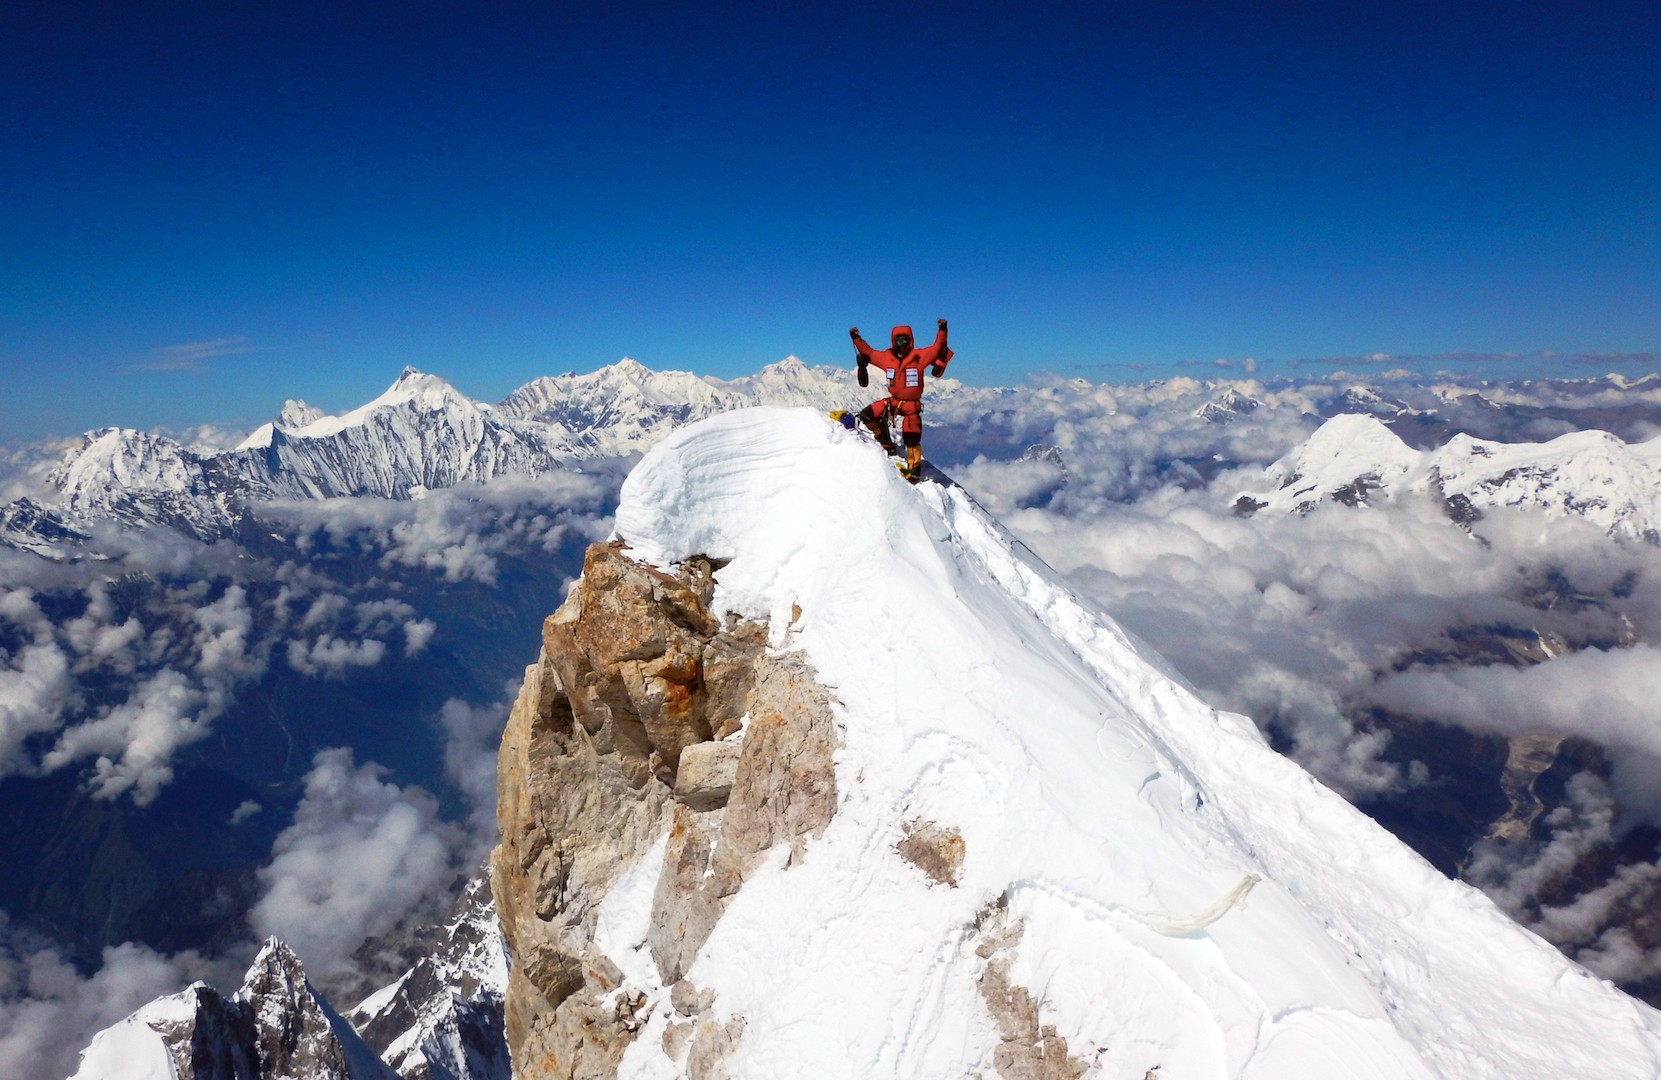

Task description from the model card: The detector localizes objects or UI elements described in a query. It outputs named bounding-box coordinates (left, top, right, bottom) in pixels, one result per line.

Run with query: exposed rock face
left=71, top=939, right=395, bottom=1080
left=491, top=541, right=839, bottom=1080
left=347, top=875, right=511, bottom=1080
left=974, top=902, right=1088, bottom=1080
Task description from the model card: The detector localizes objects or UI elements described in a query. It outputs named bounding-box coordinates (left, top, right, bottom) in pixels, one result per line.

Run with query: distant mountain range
left=1237, top=412, right=1661, bottom=542
left=2, top=360, right=868, bottom=550
left=9, top=361, right=1661, bottom=557
left=9, top=360, right=1661, bottom=1077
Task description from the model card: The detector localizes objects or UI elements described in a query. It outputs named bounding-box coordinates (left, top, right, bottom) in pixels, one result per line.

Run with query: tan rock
left=492, top=541, right=841, bottom=1079
left=673, top=739, right=742, bottom=812
left=974, top=901, right=1087, bottom=1080
left=897, top=818, right=967, bottom=887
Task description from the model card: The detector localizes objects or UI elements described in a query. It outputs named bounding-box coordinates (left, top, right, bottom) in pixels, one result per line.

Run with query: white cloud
left=250, top=748, right=459, bottom=978
left=0, top=917, right=221, bottom=1080
left=133, top=336, right=258, bottom=373
left=403, top=618, right=436, bottom=656
left=192, top=585, right=264, bottom=685
left=0, top=593, right=74, bottom=774
left=1371, top=645, right=1661, bottom=752
left=1459, top=771, right=1661, bottom=985
left=270, top=471, right=620, bottom=586
left=286, top=635, right=388, bottom=678
left=1370, top=645, right=1661, bottom=819
left=299, top=592, right=349, bottom=630
left=43, top=669, right=208, bottom=804
left=438, top=693, right=514, bottom=862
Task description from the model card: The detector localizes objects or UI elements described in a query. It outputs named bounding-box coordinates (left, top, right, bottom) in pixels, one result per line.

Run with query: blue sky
left=2, top=1, right=1657, bottom=440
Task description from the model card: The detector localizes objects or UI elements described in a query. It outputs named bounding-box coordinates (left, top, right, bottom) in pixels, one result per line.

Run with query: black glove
left=857, top=358, right=869, bottom=387
left=931, top=363, right=945, bottom=378
left=849, top=326, right=861, bottom=340
left=937, top=318, right=947, bottom=331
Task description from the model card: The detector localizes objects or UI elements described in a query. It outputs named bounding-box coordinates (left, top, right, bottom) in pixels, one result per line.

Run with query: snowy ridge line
left=911, top=469, right=1661, bottom=1076
left=605, top=408, right=1661, bottom=1077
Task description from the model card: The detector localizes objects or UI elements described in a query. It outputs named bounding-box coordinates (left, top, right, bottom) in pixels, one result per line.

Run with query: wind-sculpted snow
left=603, top=407, right=1661, bottom=1077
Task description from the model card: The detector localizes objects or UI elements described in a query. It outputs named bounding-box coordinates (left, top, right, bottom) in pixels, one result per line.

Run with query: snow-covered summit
left=30, top=369, right=570, bottom=538
left=294, top=367, right=483, bottom=441
left=1240, top=413, right=1661, bottom=540
left=590, top=407, right=1661, bottom=1076
left=495, top=355, right=856, bottom=457
left=72, top=938, right=394, bottom=1080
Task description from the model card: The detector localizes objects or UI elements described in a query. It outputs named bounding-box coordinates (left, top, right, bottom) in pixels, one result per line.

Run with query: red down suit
left=852, top=324, right=953, bottom=435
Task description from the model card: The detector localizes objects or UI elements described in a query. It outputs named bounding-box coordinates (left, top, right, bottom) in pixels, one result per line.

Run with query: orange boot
left=901, top=444, right=923, bottom=483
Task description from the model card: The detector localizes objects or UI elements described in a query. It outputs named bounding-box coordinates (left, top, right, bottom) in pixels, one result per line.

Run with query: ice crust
left=611, top=406, right=1661, bottom=1078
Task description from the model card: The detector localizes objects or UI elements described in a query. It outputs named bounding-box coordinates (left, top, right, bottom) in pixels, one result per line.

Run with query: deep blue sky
left=3, top=1, right=1657, bottom=440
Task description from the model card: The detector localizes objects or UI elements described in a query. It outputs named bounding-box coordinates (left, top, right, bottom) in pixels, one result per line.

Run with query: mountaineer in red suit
left=848, top=319, right=953, bottom=481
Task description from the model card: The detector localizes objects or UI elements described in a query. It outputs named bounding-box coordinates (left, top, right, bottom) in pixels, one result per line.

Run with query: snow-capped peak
left=71, top=937, right=395, bottom=1080
left=593, top=407, right=1661, bottom=1076
left=1239, top=413, right=1661, bottom=540
left=279, top=398, right=325, bottom=429
left=289, top=368, right=480, bottom=441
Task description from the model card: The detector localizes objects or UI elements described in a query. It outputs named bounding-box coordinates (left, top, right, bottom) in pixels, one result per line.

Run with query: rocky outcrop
left=896, top=818, right=967, bottom=888
left=347, top=876, right=510, bottom=1080
left=491, top=541, right=839, bottom=1080
left=974, top=902, right=1088, bottom=1080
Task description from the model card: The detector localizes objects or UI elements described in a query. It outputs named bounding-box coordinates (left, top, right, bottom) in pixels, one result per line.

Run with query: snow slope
left=609, top=406, right=1661, bottom=1078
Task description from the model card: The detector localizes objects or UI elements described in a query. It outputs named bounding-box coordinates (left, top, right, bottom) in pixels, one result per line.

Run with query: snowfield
left=610, top=407, right=1661, bottom=1078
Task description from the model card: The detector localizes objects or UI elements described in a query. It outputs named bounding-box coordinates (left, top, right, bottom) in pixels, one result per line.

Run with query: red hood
left=890, top=325, right=913, bottom=349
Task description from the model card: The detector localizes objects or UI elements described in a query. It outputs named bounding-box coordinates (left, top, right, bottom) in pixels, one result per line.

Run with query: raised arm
left=929, top=318, right=953, bottom=376
left=849, top=326, right=880, bottom=360
left=851, top=327, right=877, bottom=386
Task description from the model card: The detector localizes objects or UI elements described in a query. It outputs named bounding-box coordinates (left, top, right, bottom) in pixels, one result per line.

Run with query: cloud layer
left=250, top=748, right=460, bottom=979
left=5, top=369, right=1661, bottom=1066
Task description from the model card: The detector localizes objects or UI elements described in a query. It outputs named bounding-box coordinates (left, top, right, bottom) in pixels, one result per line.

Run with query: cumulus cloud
left=1372, top=646, right=1661, bottom=754
left=43, top=669, right=208, bottom=804
left=1371, top=646, right=1661, bottom=819
left=438, top=692, right=516, bottom=862
left=299, top=592, right=350, bottom=630
left=403, top=618, right=437, bottom=656
left=0, top=456, right=622, bottom=810
left=12, top=578, right=277, bottom=803
left=271, top=470, right=620, bottom=585
left=250, top=748, right=461, bottom=978
left=0, top=916, right=224, bottom=1080
left=1461, top=771, right=1661, bottom=985
left=0, top=590, right=76, bottom=773
left=286, top=635, right=388, bottom=677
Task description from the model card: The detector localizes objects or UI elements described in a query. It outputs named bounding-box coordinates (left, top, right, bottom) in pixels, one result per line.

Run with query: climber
left=848, top=319, right=953, bottom=481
